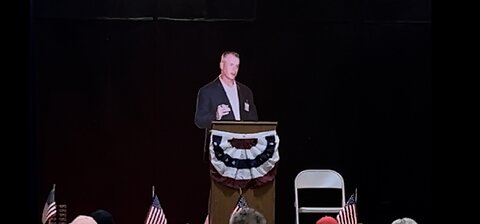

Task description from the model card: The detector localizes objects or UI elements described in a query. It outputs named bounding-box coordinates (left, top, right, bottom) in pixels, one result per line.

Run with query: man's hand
left=216, top=104, right=231, bottom=120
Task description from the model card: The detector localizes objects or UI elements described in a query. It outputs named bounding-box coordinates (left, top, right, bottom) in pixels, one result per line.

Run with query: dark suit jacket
left=194, top=77, right=258, bottom=129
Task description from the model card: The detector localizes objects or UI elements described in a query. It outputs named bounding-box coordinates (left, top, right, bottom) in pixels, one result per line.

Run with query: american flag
left=336, top=193, right=358, bottom=224
left=145, top=194, right=167, bottom=224
left=231, top=195, right=249, bottom=216
left=41, top=186, right=57, bottom=224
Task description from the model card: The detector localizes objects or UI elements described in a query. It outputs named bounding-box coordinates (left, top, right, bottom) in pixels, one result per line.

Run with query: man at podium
left=194, top=50, right=258, bottom=130
left=194, top=51, right=278, bottom=224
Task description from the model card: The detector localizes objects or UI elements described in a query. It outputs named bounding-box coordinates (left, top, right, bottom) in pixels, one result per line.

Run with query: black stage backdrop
left=28, top=0, right=431, bottom=223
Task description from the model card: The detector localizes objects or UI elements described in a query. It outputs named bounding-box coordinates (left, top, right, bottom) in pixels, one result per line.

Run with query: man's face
left=221, top=54, right=240, bottom=80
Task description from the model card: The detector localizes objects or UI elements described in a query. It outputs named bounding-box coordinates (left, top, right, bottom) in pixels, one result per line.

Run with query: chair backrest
left=294, top=169, right=346, bottom=224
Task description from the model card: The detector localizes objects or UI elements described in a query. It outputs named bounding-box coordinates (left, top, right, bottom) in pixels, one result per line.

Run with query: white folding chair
left=294, top=169, right=346, bottom=224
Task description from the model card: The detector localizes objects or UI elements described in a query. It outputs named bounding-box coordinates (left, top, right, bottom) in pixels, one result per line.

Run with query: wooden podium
left=208, top=121, right=278, bottom=224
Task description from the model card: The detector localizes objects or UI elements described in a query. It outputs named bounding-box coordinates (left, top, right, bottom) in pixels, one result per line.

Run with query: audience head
left=229, top=208, right=267, bottom=224
left=391, top=217, right=418, bottom=224
left=316, top=215, right=338, bottom=224
left=70, top=215, right=97, bottom=224
left=89, top=209, right=115, bottom=224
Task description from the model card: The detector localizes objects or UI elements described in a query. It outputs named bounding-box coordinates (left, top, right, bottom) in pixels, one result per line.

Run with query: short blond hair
left=391, top=217, right=418, bottom=224
left=221, top=51, right=240, bottom=61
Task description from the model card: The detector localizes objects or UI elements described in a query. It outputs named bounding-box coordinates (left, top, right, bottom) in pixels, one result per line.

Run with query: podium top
left=211, top=121, right=278, bottom=133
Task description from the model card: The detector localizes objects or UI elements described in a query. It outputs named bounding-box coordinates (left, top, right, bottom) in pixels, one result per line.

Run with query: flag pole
left=53, top=183, right=56, bottom=191
left=152, top=185, right=155, bottom=198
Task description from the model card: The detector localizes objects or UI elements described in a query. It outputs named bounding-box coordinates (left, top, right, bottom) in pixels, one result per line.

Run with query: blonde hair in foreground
left=229, top=208, right=267, bottom=224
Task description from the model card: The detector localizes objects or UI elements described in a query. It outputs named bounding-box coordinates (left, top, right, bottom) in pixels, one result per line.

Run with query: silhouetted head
left=89, top=209, right=114, bottom=224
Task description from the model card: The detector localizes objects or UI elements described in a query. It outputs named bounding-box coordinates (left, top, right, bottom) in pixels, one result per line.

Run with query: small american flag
left=336, top=193, right=357, bottom=224
left=145, top=194, right=167, bottom=224
left=41, top=185, right=57, bottom=224
left=231, top=195, right=249, bottom=215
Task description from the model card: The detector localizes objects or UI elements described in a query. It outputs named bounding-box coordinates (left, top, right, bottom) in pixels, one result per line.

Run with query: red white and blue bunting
left=209, top=130, right=280, bottom=189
